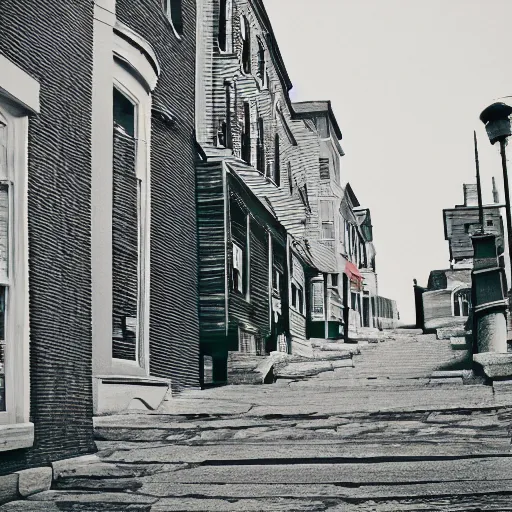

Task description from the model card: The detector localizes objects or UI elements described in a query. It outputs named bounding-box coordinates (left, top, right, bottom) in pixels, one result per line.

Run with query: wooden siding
left=197, top=161, right=227, bottom=341
left=444, top=206, right=504, bottom=261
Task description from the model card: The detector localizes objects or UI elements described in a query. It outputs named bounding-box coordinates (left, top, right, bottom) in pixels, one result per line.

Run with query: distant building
left=418, top=182, right=504, bottom=331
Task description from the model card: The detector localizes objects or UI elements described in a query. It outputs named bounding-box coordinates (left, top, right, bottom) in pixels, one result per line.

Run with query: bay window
left=0, top=55, right=36, bottom=450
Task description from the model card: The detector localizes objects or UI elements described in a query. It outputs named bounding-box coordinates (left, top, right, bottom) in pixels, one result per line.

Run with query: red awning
left=345, top=261, right=363, bottom=283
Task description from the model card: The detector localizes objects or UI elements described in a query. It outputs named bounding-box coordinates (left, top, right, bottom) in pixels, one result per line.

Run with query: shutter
left=319, top=158, right=330, bottom=180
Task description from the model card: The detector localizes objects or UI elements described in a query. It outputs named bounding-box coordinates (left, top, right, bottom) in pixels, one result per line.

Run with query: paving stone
left=275, top=361, right=333, bottom=379
left=27, top=491, right=157, bottom=504
left=15, top=467, right=52, bottom=498
left=151, top=497, right=328, bottom=511
left=136, top=479, right=512, bottom=500
left=0, top=474, right=19, bottom=506
left=158, top=458, right=512, bottom=485
left=474, top=353, right=512, bottom=378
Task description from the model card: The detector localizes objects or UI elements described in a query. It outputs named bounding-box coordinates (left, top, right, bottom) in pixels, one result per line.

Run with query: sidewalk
left=3, top=329, right=512, bottom=511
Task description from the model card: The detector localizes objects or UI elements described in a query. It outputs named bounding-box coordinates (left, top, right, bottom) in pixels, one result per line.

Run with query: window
left=241, top=102, right=251, bottom=164
left=274, top=134, right=280, bottom=186
left=239, top=328, right=256, bottom=354
left=163, top=0, right=183, bottom=36
left=232, top=242, right=244, bottom=293
left=218, top=0, right=227, bottom=51
left=241, top=16, right=251, bottom=74
left=291, top=284, right=297, bottom=307
left=311, top=280, right=324, bottom=319
left=256, top=117, right=265, bottom=173
left=453, top=288, right=471, bottom=317
left=112, top=87, right=138, bottom=362
left=217, top=0, right=232, bottom=52
left=0, top=89, right=32, bottom=450
left=298, top=184, right=310, bottom=211
left=273, top=268, right=281, bottom=293
left=320, top=200, right=335, bottom=239
left=331, top=274, right=339, bottom=287
left=217, top=81, right=232, bottom=148
left=298, top=287, right=304, bottom=314
left=487, top=219, right=494, bottom=227
left=288, top=162, right=293, bottom=195
left=111, top=57, right=152, bottom=369
left=319, top=157, right=330, bottom=180
left=257, top=38, right=266, bottom=85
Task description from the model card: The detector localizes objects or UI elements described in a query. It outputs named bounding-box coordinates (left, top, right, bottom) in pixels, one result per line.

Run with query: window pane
left=322, top=222, right=335, bottom=239
left=112, top=90, right=138, bottom=362
left=113, top=88, right=135, bottom=137
left=0, top=286, right=6, bottom=412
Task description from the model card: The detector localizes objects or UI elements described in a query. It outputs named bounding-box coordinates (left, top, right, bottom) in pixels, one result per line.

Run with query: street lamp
left=480, top=99, right=512, bottom=340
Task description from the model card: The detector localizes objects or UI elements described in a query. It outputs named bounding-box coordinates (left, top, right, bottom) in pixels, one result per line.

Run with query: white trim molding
left=0, top=56, right=40, bottom=115
left=92, top=11, right=157, bottom=408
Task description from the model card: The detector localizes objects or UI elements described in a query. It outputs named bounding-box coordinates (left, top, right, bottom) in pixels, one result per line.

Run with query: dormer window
left=241, top=16, right=251, bottom=74
left=163, top=0, right=183, bottom=36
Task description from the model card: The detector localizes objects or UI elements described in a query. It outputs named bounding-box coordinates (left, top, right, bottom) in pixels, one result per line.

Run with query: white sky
left=265, top=0, right=512, bottom=323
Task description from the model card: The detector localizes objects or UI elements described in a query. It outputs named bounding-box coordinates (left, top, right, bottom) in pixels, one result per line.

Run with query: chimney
left=463, top=183, right=478, bottom=207
left=492, top=177, right=500, bottom=203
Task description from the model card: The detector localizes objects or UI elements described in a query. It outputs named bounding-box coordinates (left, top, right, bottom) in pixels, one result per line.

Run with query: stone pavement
left=3, top=329, right=512, bottom=511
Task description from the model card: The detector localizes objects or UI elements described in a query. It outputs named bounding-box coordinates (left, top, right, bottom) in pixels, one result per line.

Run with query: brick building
left=0, top=0, right=199, bottom=480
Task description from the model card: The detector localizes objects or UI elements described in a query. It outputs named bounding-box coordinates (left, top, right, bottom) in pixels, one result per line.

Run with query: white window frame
left=320, top=199, right=335, bottom=241
left=111, top=62, right=151, bottom=375
left=0, top=98, right=32, bottom=450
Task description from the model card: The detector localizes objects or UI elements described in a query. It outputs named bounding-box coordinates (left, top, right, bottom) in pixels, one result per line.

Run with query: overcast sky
left=265, top=0, right=512, bottom=323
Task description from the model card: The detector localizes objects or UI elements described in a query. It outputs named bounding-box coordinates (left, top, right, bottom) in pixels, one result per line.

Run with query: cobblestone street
left=3, top=329, right=512, bottom=511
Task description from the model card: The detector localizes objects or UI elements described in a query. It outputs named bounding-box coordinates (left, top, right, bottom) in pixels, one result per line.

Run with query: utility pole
left=474, top=131, right=484, bottom=233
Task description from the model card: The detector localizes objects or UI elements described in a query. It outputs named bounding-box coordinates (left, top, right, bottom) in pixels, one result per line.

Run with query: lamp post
left=480, top=99, right=512, bottom=343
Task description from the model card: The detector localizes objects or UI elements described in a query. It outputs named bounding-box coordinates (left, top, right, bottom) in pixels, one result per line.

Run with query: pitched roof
left=306, top=239, right=338, bottom=273
left=292, top=100, right=343, bottom=140
left=225, top=159, right=307, bottom=239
